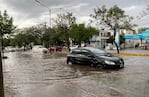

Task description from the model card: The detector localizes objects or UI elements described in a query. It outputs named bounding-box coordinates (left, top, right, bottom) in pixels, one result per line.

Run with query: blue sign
left=141, top=30, right=149, bottom=39
left=124, top=30, right=149, bottom=40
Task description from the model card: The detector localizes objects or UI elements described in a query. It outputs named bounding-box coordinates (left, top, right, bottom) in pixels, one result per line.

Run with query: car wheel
left=90, top=63, right=96, bottom=67
left=67, top=60, right=73, bottom=65
left=120, top=64, right=124, bottom=68
left=102, top=64, right=106, bottom=69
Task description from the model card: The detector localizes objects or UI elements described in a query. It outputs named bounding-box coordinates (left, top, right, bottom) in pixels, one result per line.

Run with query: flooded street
left=3, top=51, right=149, bottom=97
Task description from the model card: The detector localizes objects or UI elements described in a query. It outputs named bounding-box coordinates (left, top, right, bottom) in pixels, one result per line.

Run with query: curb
left=115, top=53, right=149, bottom=56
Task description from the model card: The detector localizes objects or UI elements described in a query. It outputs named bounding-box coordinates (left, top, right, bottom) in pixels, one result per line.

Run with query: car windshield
left=89, top=48, right=107, bottom=56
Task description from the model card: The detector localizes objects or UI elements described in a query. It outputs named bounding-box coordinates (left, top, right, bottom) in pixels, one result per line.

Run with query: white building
left=90, top=28, right=136, bottom=49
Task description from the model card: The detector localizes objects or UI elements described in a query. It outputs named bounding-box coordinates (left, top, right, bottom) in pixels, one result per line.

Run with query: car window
left=89, top=48, right=106, bottom=56
left=71, top=50, right=81, bottom=54
left=81, top=50, right=90, bottom=56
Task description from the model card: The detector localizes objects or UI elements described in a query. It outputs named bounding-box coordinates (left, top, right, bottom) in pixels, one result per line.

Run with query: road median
left=115, top=53, right=149, bottom=56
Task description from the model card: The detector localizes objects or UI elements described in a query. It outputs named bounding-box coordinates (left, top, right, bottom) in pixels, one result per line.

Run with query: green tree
left=91, top=5, right=136, bottom=53
left=13, top=33, right=27, bottom=47
left=53, top=12, right=76, bottom=50
left=42, top=27, right=54, bottom=47
left=120, top=32, right=125, bottom=45
left=12, top=26, right=40, bottom=48
left=12, top=23, right=54, bottom=48
left=21, top=25, right=46, bottom=46
left=69, top=24, right=98, bottom=45
left=0, top=10, right=15, bottom=36
left=0, top=10, right=15, bottom=97
left=49, top=27, right=64, bottom=46
left=2, top=38, right=10, bottom=47
left=24, top=26, right=41, bottom=45
left=138, top=27, right=149, bottom=33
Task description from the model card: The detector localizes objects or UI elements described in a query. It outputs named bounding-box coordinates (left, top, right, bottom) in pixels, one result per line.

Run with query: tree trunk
left=0, top=38, right=5, bottom=97
left=66, top=39, right=70, bottom=51
left=113, top=27, right=120, bottom=54
left=113, top=41, right=119, bottom=53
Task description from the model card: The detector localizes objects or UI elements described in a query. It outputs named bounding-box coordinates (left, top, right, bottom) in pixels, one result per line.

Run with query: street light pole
left=34, top=0, right=51, bottom=27
left=34, top=0, right=62, bottom=47
left=34, top=0, right=62, bottom=28
left=49, top=9, right=51, bottom=28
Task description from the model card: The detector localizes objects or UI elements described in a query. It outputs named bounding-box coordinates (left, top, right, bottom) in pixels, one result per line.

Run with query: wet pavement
left=3, top=50, right=149, bottom=97
left=107, top=49, right=149, bottom=54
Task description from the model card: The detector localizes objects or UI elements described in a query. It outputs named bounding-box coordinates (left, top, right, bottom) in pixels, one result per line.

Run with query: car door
left=71, top=49, right=82, bottom=64
left=79, top=50, right=92, bottom=65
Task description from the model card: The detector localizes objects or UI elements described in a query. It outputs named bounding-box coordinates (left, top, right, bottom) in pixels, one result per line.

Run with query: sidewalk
left=107, top=49, right=149, bottom=56
left=51, top=48, right=149, bottom=57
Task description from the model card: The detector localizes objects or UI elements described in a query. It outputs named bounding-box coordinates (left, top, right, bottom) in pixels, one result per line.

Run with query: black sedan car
left=67, top=47, right=124, bottom=69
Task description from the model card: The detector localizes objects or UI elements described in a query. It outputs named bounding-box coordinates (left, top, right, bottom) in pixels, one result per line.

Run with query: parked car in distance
left=4, top=46, right=16, bottom=52
left=32, top=45, right=49, bottom=54
left=67, top=47, right=124, bottom=69
left=49, top=46, right=62, bottom=52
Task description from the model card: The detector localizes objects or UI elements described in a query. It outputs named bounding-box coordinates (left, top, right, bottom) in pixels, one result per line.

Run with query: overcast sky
left=0, top=0, right=149, bottom=28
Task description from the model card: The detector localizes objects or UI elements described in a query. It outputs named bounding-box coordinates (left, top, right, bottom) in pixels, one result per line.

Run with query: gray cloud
left=0, top=0, right=149, bottom=28
left=1, top=0, right=78, bottom=18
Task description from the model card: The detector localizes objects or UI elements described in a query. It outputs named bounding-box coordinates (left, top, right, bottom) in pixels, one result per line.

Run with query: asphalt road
left=3, top=51, right=149, bottom=97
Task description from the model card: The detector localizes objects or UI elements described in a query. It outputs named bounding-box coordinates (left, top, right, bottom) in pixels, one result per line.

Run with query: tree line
left=1, top=5, right=147, bottom=53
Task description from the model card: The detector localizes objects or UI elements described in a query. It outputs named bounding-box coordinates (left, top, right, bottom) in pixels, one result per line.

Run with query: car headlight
left=105, top=60, right=115, bottom=65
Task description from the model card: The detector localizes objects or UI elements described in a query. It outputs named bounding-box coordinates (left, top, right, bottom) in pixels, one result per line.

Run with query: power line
left=34, top=0, right=51, bottom=27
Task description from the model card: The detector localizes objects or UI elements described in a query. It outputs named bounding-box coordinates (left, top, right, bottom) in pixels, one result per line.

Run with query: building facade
left=90, top=28, right=135, bottom=49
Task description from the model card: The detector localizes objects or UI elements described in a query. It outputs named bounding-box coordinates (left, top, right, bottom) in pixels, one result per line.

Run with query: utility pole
left=0, top=37, right=4, bottom=97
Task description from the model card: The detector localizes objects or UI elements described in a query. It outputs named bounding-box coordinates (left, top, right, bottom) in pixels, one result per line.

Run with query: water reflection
left=3, top=51, right=90, bottom=97
left=3, top=51, right=149, bottom=97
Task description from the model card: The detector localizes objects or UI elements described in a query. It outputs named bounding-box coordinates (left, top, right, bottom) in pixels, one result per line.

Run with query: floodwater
left=3, top=51, right=149, bottom=97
